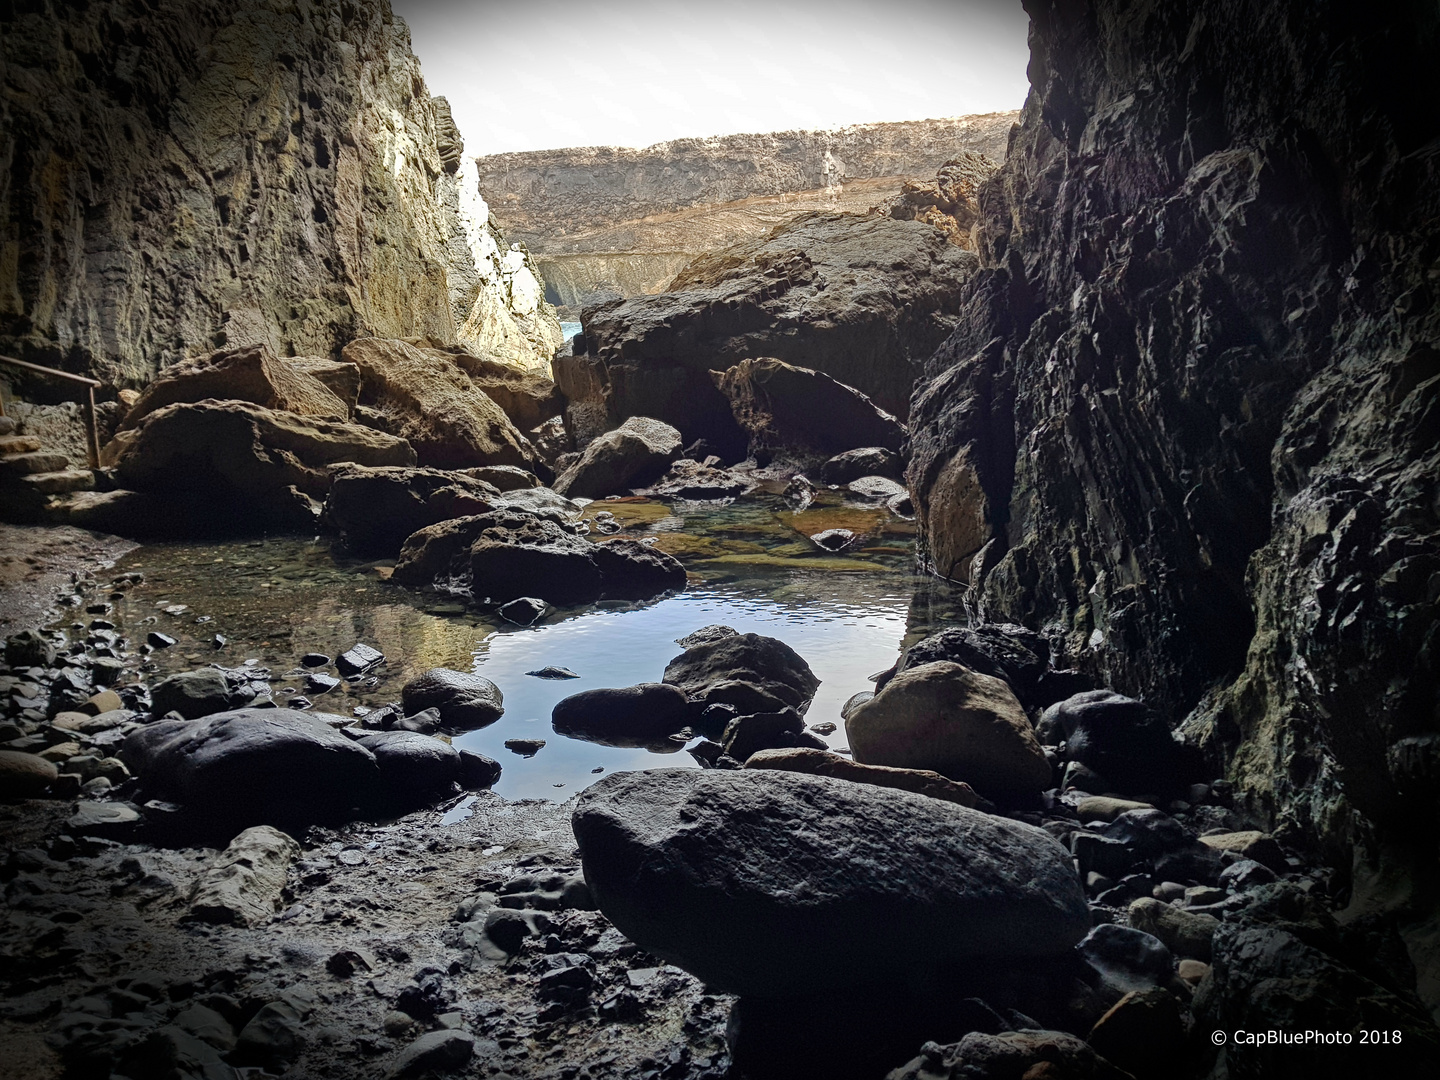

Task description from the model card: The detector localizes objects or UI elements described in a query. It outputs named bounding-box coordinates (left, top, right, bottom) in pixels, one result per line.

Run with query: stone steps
left=16, top=468, right=96, bottom=496
left=0, top=450, right=72, bottom=476
left=0, top=435, right=43, bottom=454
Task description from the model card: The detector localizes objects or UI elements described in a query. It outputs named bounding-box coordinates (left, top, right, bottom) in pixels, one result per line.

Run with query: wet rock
left=149, top=668, right=232, bottom=719
left=401, top=669, right=504, bottom=730
left=118, top=343, right=352, bottom=432
left=552, top=683, right=691, bottom=747
left=782, top=473, right=816, bottom=511
left=662, top=629, right=820, bottom=715
left=113, top=400, right=415, bottom=530
left=819, top=447, right=903, bottom=485
left=303, top=672, right=340, bottom=696
left=636, top=457, right=754, bottom=500
left=146, top=631, right=177, bottom=649
left=572, top=768, right=1089, bottom=996
left=483, top=908, right=551, bottom=954
left=1077, top=796, right=1156, bottom=823
left=1219, top=858, right=1278, bottom=894
left=0, top=750, right=58, bottom=798
left=504, top=738, right=545, bottom=757
left=1127, top=897, right=1219, bottom=961
left=66, top=801, right=141, bottom=840
left=845, top=661, right=1051, bottom=802
left=1197, top=829, right=1288, bottom=873
left=498, top=597, right=548, bottom=625
left=189, top=825, right=301, bottom=927
left=719, top=709, right=826, bottom=760
left=324, top=464, right=500, bottom=557
left=810, top=529, right=858, bottom=552
left=457, top=749, right=502, bottom=790
left=887, top=1029, right=1132, bottom=1080
left=1076, top=923, right=1173, bottom=999
left=499, top=871, right=594, bottom=912
left=1040, top=691, right=1184, bottom=798
left=391, top=1029, right=476, bottom=1078
left=6, top=629, right=56, bottom=667
left=713, top=357, right=906, bottom=463
left=847, top=475, right=908, bottom=502
left=553, top=416, right=683, bottom=498
left=744, top=747, right=979, bottom=807
left=354, top=732, right=460, bottom=809
left=336, top=643, right=385, bottom=677
left=343, top=337, right=542, bottom=471
left=1085, top=987, right=1186, bottom=1080
left=876, top=623, right=1052, bottom=707
left=590, top=538, right=687, bottom=599
left=470, top=516, right=602, bottom=605
left=1101, top=808, right=1192, bottom=859
left=526, top=666, right=580, bottom=680
left=121, top=708, right=380, bottom=828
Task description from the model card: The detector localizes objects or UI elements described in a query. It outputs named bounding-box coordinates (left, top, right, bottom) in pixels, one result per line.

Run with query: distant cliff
left=0, top=0, right=561, bottom=384
left=473, top=114, right=1017, bottom=309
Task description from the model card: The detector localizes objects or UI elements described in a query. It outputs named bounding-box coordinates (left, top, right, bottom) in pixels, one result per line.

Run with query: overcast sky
left=392, top=0, right=1031, bottom=157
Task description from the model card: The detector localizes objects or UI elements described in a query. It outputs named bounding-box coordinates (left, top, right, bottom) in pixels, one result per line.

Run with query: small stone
left=1219, top=858, right=1278, bottom=893
left=326, top=947, right=377, bottom=978
left=809, top=721, right=837, bottom=735
left=212, top=634, right=228, bottom=649
left=1152, top=881, right=1187, bottom=903
left=1127, top=896, right=1219, bottom=960
left=301, top=653, right=331, bottom=668
left=81, top=689, right=124, bottom=716
left=503, top=738, right=545, bottom=757
left=304, top=672, right=341, bottom=695
left=0, top=750, right=58, bottom=798
left=1184, top=885, right=1225, bottom=906
left=457, top=749, right=502, bottom=790
left=383, top=1010, right=417, bottom=1037
left=65, top=801, right=141, bottom=839
left=525, top=666, right=580, bottom=679
left=810, top=528, right=858, bottom=552
left=1178, top=958, right=1209, bottom=984
left=1197, top=830, right=1288, bottom=873
left=147, top=631, right=177, bottom=649
left=1076, top=796, right=1155, bottom=823
left=336, top=643, right=384, bottom=677
left=190, top=825, right=301, bottom=927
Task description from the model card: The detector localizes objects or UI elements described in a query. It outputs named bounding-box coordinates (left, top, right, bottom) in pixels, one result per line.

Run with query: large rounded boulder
left=1039, top=690, right=1183, bottom=797
left=401, top=669, right=504, bottom=729
left=662, top=627, right=820, bottom=715
left=572, top=768, right=1089, bottom=997
left=121, top=709, right=380, bottom=826
left=845, top=660, right=1052, bottom=801
left=551, top=683, right=691, bottom=748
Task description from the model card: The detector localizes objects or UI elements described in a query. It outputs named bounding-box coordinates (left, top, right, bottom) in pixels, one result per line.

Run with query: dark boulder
left=1040, top=691, right=1184, bottom=797
left=572, top=768, right=1089, bottom=997
left=458, top=749, right=502, bottom=790
left=324, top=464, right=499, bottom=557
left=121, top=708, right=380, bottom=826
left=553, top=416, right=683, bottom=499
left=353, top=731, right=459, bottom=809
left=150, top=669, right=236, bottom=720
left=875, top=623, right=1052, bottom=708
left=469, top=517, right=603, bottom=605
left=551, top=683, right=691, bottom=748
left=400, top=669, right=504, bottom=729
left=662, top=628, right=820, bottom=715
left=591, top=539, right=687, bottom=599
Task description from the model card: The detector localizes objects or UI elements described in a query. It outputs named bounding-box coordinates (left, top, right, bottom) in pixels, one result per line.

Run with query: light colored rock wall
left=0, top=0, right=560, bottom=384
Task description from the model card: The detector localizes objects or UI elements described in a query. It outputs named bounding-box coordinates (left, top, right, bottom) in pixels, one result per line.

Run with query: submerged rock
left=572, top=768, right=1089, bottom=997
left=845, top=661, right=1051, bottom=802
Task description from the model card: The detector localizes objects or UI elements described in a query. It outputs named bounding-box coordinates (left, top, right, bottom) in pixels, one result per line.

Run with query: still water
left=90, top=491, right=968, bottom=800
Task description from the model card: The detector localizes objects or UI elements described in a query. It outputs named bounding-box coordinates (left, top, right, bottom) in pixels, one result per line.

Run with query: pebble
left=391, top=1029, right=477, bottom=1078
left=147, top=631, right=177, bottom=649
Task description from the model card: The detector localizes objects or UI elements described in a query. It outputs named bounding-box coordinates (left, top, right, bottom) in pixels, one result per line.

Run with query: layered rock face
left=0, top=0, right=560, bottom=384
left=474, top=114, right=1015, bottom=308
left=909, top=0, right=1440, bottom=887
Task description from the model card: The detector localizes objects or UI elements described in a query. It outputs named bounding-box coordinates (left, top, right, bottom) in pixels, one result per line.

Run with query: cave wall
left=910, top=0, right=1440, bottom=869
left=0, top=0, right=560, bottom=386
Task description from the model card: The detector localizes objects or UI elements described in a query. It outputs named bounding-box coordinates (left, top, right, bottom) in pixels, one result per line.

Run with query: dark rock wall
left=910, top=0, right=1440, bottom=871
left=0, top=0, right=559, bottom=386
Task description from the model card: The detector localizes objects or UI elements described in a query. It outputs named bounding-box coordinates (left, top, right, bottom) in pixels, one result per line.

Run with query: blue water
left=560, top=321, right=583, bottom=341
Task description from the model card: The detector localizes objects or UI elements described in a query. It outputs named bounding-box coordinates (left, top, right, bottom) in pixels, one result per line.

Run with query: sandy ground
left=0, top=524, right=138, bottom=640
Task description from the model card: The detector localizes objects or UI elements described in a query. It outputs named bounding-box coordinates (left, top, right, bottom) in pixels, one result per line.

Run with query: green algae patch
left=776, top=507, right=889, bottom=537
left=693, top=553, right=887, bottom=572
left=581, top=499, right=674, bottom=527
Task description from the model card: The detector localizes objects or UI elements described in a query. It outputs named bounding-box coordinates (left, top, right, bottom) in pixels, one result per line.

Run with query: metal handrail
left=0, top=354, right=103, bottom=468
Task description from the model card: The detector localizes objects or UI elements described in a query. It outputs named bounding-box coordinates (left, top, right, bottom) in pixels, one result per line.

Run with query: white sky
left=391, top=0, right=1031, bottom=156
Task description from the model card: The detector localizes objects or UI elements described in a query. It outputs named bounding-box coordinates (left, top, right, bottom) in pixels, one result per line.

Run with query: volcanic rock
left=553, top=417, right=683, bottom=498
left=571, top=768, right=1089, bottom=997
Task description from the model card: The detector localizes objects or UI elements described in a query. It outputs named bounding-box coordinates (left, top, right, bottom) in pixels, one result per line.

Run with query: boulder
left=1127, top=896, right=1219, bottom=960
left=712, top=358, right=906, bottom=463
left=633, top=458, right=754, bottom=500
left=443, top=349, right=565, bottom=431
left=1076, top=923, right=1174, bottom=998
left=876, top=623, right=1052, bottom=708
left=393, top=511, right=565, bottom=589
left=845, top=661, right=1052, bottom=801
left=662, top=628, right=820, bottom=714
left=470, top=516, right=605, bottom=605
left=354, top=731, right=460, bottom=808
left=325, top=464, right=500, bottom=557
left=551, top=683, right=691, bottom=747
left=590, top=538, right=687, bottom=599
left=744, top=747, right=979, bottom=807
left=1039, top=690, right=1184, bottom=797
left=572, top=768, right=1089, bottom=997
left=112, top=400, right=415, bottom=529
left=189, top=825, right=301, bottom=927
left=460, top=464, right=541, bottom=491
left=573, top=212, right=978, bottom=452
left=818, top=446, right=903, bottom=485
left=400, top=669, right=504, bottom=729
left=887, top=1030, right=1133, bottom=1080
left=150, top=669, right=235, bottom=720
left=1196, top=829, right=1288, bottom=873
left=720, top=709, right=825, bottom=760
left=458, top=749, right=502, bottom=790
left=121, top=708, right=381, bottom=826
left=342, top=337, right=540, bottom=470
left=0, top=750, right=58, bottom=798
left=119, top=343, right=352, bottom=431
left=553, top=416, right=683, bottom=498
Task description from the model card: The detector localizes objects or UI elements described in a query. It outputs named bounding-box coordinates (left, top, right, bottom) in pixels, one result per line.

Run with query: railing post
left=86, top=385, right=101, bottom=469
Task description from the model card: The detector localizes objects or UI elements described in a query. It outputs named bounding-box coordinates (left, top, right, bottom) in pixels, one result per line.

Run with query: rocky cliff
left=474, top=114, right=1016, bottom=309
left=0, top=0, right=561, bottom=386
left=910, top=0, right=1440, bottom=974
